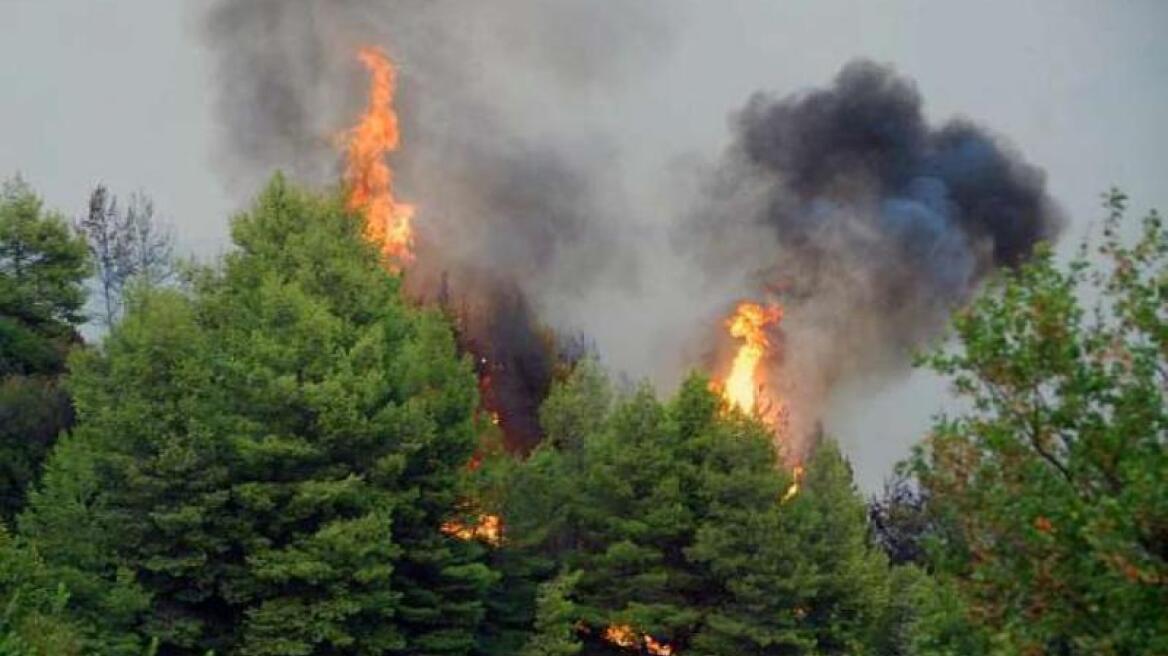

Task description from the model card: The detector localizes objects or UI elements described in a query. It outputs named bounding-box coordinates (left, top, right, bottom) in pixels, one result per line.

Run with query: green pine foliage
left=0, top=177, right=89, bottom=377
left=494, top=364, right=898, bottom=655
left=0, top=178, right=90, bottom=520
left=16, top=433, right=151, bottom=655
left=1, top=172, right=1161, bottom=654
left=520, top=571, right=583, bottom=656
left=0, top=524, right=84, bottom=656
left=18, top=176, right=489, bottom=655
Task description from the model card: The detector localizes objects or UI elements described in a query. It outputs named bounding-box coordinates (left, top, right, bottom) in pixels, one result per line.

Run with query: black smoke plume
left=200, top=1, right=1064, bottom=460
left=452, top=283, right=553, bottom=454
left=693, top=60, right=1064, bottom=453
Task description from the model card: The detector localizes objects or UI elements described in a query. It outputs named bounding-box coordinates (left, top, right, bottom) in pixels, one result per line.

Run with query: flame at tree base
left=782, top=465, right=804, bottom=502
left=441, top=514, right=502, bottom=546
left=603, top=625, right=673, bottom=655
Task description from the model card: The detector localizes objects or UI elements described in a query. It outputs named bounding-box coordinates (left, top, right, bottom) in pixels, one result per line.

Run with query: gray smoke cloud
left=201, top=0, right=670, bottom=267
left=688, top=60, right=1064, bottom=455
left=200, top=3, right=1063, bottom=457
left=200, top=0, right=674, bottom=449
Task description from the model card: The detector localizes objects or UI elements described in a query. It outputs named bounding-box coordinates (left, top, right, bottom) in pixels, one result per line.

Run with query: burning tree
left=489, top=366, right=899, bottom=655
left=17, top=178, right=495, bottom=655
left=344, top=46, right=415, bottom=265
left=720, top=300, right=783, bottom=417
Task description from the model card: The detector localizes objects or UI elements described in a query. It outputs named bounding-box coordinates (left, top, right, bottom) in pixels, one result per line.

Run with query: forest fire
left=344, top=46, right=554, bottom=455
left=783, top=465, right=804, bottom=502
left=441, top=514, right=502, bottom=546
left=345, top=46, right=415, bottom=264
left=9, top=2, right=1129, bottom=654
left=603, top=625, right=673, bottom=655
left=721, top=301, right=783, bottom=416
left=342, top=38, right=801, bottom=564
left=715, top=301, right=807, bottom=498
left=345, top=46, right=506, bottom=548
left=603, top=625, right=637, bottom=649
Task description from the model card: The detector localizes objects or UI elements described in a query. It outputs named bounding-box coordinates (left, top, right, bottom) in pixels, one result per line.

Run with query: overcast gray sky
left=3, top=1, right=1165, bottom=489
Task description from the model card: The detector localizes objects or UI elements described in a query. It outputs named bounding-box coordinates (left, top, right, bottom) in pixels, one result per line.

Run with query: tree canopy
left=17, top=177, right=490, bottom=655
left=490, top=364, right=900, bottom=655
left=0, top=178, right=90, bottom=520
left=909, top=191, right=1167, bottom=654
left=0, top=179, right=1162, bottom=654
left=0, top=177, right=89, bottom=377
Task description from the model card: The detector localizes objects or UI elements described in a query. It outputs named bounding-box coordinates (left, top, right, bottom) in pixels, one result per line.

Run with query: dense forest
left=0, top=175, right=1164, bottom=655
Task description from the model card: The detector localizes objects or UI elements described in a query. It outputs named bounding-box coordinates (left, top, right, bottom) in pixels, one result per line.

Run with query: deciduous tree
left=909, top=190, right=1168, bottom=654
left=75, top=186, right=174, bottom=328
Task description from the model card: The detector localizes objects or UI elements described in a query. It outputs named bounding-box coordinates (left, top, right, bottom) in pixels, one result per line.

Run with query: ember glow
left=441, top=514, right=502, bottom=546
left=603, top=625, right=637, bottom=648
left=342, top=48, right=513, bottom=538
left=602, top=625, right=673, bottom=655
left=782, top=465, right=805, bottom=503
left=644, top=634, right=675, bottom=655
left=721, top=301, right=783, bottom=415
left=345, top=46, right=415, bottom=264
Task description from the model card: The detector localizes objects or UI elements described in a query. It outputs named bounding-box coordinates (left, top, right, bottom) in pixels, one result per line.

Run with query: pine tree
left=19, top=176, right=490, bottom=655
left=0, top=177, right=89, bottom=377
left=520, top=571, right=583, bottom=656
left=17, top=433, right=151, bottom=655
left=0, top=524, right=84, bottom=656
left=570, top=382, right=702, bottom=643
left=476, top=438, right=571, bottom=656
left=0, top=177, right=89, bottom=520
left=501, top=368, right=897, bottom=654
left=685, top=401, right=892, bottom=654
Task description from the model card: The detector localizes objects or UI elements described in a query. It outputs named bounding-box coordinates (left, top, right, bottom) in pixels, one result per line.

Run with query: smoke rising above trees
left=687, top=61, right=1065, bottom=451
left=201, top=0, right=673, bottom=450
left=711, top=59, right=1062, bottom=315
left=0, top=4, right=1163, bottom=652
left=198, top=3, right=1064, bottom=456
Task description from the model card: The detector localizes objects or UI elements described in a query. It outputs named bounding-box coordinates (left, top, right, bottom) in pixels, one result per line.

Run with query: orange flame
left=441, top=514, right=502, bottom=546
left=782, top=465, right=805, bottom=502
left=345, top=46, right=415, bottom=265
left=602, top=625, right=673, bottom=655
left=603, top=625, right=637, bottom=649
left=716, top=301, right=804, bottom=493
left=722, top=301, right=783, bottom=414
